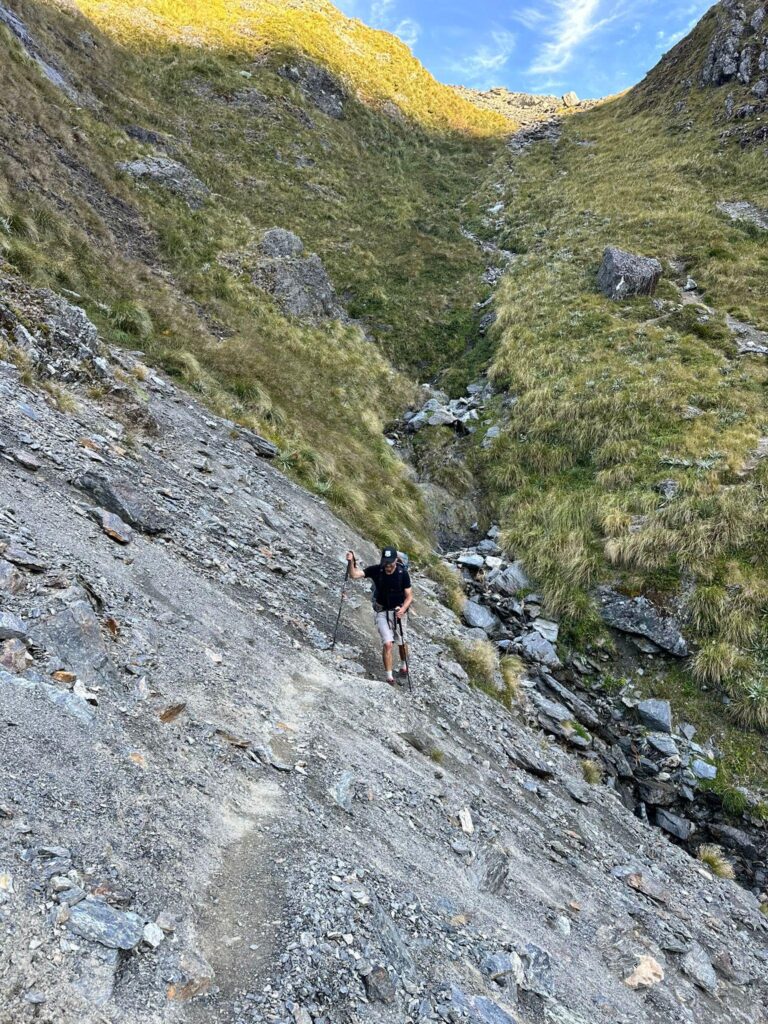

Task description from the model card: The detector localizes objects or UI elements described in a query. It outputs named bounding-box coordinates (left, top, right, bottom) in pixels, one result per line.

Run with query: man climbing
left=346, top=547, right=412, bottom=685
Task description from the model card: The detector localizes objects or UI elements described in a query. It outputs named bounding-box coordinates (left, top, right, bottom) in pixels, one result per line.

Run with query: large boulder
left=463, top=601, right=500, bottom=634
left=278, top=62, right=346, bottom=119
left=596, top=586, right=688, bottom=657
left=221, top=228, right=347, bottom=322
left=74, top=471, right=169, bottom=535
left=597, top=247, right=662, bottom=300
left=118, top=156, right=210, bottom=209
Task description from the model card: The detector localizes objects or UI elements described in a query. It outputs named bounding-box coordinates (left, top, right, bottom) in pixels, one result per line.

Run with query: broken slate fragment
left=0, top=612, right=28, bottom=642
left=597, top=246, right=662, bottom=300
left=75, top=471, right=168, bottom=534
left=681, top=942, right=718, bottom=993
left=519, top=943, right=554, bottom=998
left=636, top=698, right=673, bottom=734
left=363, top=966, right=396, bottom=1004
left=67, top=897, right=144, bottom=950
left=596, top=587, right=688, bottom=657
left=463, top=600, right=500, bottom=632
left=90, top=508, right=134, bottom=545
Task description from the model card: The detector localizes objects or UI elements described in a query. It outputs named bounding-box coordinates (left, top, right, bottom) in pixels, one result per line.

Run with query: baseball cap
left=380, top=547, right=398, bottom=565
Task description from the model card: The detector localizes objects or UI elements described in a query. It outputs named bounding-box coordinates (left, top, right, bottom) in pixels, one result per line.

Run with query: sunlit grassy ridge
left=70, top=0, right=511, bottom=136
left=1, top=0, right=510, bottom=551
left=481, top=14, right=768, bottom=731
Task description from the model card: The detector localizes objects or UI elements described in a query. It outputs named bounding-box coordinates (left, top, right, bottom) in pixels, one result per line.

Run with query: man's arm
left=397, top=586, right=413, bottom=619
left=346, top=550, right=366, bottom=580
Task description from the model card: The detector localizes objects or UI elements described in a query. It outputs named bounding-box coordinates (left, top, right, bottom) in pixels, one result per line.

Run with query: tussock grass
left=481, top=58, right=768, bottom=734
left=0, top=0, right=508, bottom=553
left=427, top=561, right=466, bottom=619
left=697, top=844, right=735, bottom=879
left=499, top=654, right=524, bottom=706
left=447, top=635, right=497, bottom=689
left=581, top=759, right=602, bottom=785
left=72, top=0, right=512, bottom=136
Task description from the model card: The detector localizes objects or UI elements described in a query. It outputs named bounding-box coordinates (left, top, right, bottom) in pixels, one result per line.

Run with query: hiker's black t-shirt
left=364, top=564, right=412, bottom=611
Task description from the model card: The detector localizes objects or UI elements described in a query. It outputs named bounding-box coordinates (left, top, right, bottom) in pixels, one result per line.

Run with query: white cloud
left=394, top=17, right=421, bottom=48
left=512, top=6, right=547, bottom=30
left=367, top=1, right=420, bottom=49
left=529, top=0, right=610, bottom=74
left=451, top=29, right=517, bottom=86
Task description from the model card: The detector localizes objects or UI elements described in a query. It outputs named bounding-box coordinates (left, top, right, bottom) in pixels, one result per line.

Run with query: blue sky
left=334, top=0, right=712, bottom=98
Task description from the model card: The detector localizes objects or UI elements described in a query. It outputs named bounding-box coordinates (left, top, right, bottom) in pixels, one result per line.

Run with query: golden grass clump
left=697, top=844, right=735, bottom=879
left=446, top=636, right=497, bottom=690
left=428, top=561, right=466, bottom=619
left=581, top=759, right=603, bottom=785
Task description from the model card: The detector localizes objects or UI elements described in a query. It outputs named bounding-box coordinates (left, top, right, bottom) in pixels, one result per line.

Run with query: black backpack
left=371, top=551, right=410, bottom=610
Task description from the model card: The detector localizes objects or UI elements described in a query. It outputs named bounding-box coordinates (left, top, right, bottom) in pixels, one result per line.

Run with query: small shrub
left=499, top=655, right=524, bottom=706
left=726, top=677, right=768, bottom=732
left=109, top=300, right=153, bottom=341
left=581, top=759, right=602, bottom=784
left=697, top=844, right=735, bottom=879
left=429, top=748, right=445, bottom=765
left=446, top=636, right=497, bottom=692
left=428, top=561, right=466, bottom=619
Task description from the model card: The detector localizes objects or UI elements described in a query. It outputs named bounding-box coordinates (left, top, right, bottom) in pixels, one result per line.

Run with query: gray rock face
left=681, top=942, right=718, bottom=993
left=118, top=156, right=210, bottom=209
left=37, top=592, right=117, bottom=689
left=362, top=966, right=396, bottom=1004
left=490, top=561, right=530, bottom=595
left=436, top=984, right=517, bottom=1024
left=701, top=0, right=768, bottom=91
left=75, top=471, right=168, bottom=534
left=242, top=229, right=346, bottom=322
left=0, top=274, right=107, bottom=383
left=597, top=246, right=662, bottom=300
left=258, top=227, right=305, bottom=258
left=691, top=757, right=717, bottom=780
left=463, top=600, right=499, bottom=633
left=655, top=808, right=694, bottom=841
left=596, top=587, right=688, bottom=656
left=67, top=898, right=144, bottom=950
left=717, top=199, right=768, bottom=231
left=1, top=668, right=95, bottom=724
left=0, top=612, right=28, bottom=641
left=278, top=62, right=346, bottom=118
left=636, top=698, right=673, bottom=734
left=520, top=942, right=555, bottom=998
left=519, top=631, right=561, bottom=669
left=0, top=2, right=79, bottom=100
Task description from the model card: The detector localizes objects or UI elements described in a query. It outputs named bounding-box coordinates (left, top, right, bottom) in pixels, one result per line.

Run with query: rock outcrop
left=1, top=270, right=766, bottom=1022
left=597, top=246, right=663, bottom=300
left=278, top=61, right=347, bottom=119
left=219, top=227, right=348, bottom=322
left=117, top=156, right=210, bottom=209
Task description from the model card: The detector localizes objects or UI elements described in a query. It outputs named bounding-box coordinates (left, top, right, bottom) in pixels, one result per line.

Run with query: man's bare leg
left=383, top=640, right=394, bottom=682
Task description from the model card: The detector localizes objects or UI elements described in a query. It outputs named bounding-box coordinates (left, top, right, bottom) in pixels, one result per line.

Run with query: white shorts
left=375, top=610, right=408, bottom=645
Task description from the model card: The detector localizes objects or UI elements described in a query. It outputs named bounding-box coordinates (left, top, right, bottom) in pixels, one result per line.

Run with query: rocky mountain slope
left=2, top=0, right=768, bottom=1019
left=0, top=0, right=513, bottom=558
left=1, top=259, right=767, bottom=1024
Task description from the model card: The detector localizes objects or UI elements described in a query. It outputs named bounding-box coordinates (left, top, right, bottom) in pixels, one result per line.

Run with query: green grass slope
left=481, top=5, right=768, bottom=747
left=0, top=0, right=508, bottom=553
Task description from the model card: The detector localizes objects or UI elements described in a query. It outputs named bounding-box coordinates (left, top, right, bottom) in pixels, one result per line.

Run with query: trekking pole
left=331, top=556, right=352, bottom=651
left=397, top=614, right=413, bottom=694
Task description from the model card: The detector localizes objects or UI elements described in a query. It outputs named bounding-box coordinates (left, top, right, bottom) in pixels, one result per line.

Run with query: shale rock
left=597, top=246, right=662, bottom=300
left=596, top=586, right=688, bottom=656
left=118, top=156, right=210, bottom=209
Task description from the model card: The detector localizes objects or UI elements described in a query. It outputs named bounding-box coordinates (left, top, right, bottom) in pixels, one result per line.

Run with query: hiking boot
left=397, top=666, right=409, bottom=679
